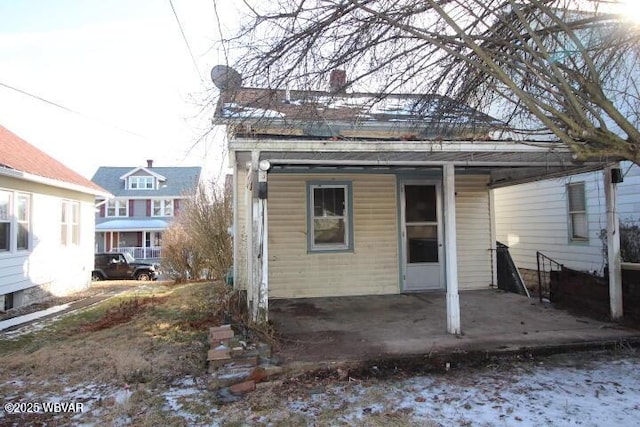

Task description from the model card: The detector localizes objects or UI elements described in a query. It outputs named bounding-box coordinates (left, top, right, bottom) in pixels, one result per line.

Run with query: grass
left=0, top=281, right=227, bottom=386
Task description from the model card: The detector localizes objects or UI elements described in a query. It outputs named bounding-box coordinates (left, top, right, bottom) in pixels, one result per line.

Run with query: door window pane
left=407, top=225, right=438, bottom=263
left=405, top=185, right=437, bottom=222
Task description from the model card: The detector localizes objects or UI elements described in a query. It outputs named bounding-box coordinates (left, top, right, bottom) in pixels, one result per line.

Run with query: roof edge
left=0, top=166, right=112, bottom=198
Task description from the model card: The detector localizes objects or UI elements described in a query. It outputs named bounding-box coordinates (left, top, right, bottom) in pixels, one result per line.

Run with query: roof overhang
left=96, top=219, right=169, bottom=232
left=0, top=166, right=112, bottom=198
left=119, top=167, right=166, bottom=181
left=230, top=139, right=617, bottom=188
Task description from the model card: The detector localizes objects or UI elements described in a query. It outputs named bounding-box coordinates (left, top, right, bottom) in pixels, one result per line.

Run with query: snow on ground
left=0, top=304, right=70, bottom=331
left=0, top=352, right=639, bottom=425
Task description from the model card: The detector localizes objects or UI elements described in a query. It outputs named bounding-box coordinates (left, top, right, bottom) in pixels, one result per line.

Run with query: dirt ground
left=0, top=281, right=639, bottom=426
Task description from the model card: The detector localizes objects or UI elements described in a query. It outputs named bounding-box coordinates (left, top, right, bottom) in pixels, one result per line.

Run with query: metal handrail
left=536, top=252, right=563, bottom=302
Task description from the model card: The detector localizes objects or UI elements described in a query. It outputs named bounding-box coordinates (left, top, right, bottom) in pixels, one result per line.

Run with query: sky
left=0, top=0, right=241, bottom=182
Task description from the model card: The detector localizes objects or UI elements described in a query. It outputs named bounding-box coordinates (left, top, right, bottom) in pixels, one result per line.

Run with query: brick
left=208, top=347, right=231, bottom=361
left=230, top=380, right=255, bottom=394
left=248, top=367, right=267, bottom=383
left=232, top=355, right=258, bottom=367
left=209, top=329, right=234, bottom=342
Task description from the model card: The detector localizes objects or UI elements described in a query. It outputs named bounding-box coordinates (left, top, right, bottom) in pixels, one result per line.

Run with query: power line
left=169, top=0, right=205, bottom=84
left=0, top=81, right=147, bottom=139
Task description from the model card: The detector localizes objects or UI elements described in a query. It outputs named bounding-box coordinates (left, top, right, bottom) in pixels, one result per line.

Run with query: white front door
left=401, top=181, right=443, bottom=291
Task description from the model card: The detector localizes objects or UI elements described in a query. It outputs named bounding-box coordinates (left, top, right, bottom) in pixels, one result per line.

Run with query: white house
left=494, top=161, right=640, bottom=285
left=212, top=67, right=624, bottom=332
left=0, top=125, right=110, bottom=310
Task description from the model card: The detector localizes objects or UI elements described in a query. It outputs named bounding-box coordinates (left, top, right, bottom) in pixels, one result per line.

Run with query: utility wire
left=0, top=81, right=147, bottom=139
left=169, top=0, right=205, bottom=84
left=212, top=0, right=229, bottom=66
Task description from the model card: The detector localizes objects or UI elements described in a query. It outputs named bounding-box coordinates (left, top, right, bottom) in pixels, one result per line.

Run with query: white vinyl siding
left=0, top=176, right=96, bottom=301
left=455, top=175, right=493, bottom=290
left=268, top=173, right=399, bottom=298
left=494, top=171, right=609, bottom=273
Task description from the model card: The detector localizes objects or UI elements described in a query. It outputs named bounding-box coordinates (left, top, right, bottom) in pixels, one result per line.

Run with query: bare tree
left=162, top=182, right=232, bottom=282
left=220, top=0, right=640, bottom=163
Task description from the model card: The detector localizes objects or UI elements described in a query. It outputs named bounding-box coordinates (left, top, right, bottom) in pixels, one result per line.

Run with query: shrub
left=161, top=181, right=232, bottom=282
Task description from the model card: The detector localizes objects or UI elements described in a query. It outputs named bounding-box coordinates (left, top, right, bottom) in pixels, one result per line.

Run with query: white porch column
left=604, top=166, right=623, bottom=320
left=246, top=153, right=257, bottom=316
left=257, top=160, right=270, bottom=323
left=443, top=163, right=461, bottom=334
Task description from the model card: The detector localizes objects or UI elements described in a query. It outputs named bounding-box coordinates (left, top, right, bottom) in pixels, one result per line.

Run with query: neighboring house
left=0, top=125, right=110, bottom=311
left=91, top=161, right=201, bottom=261
left=212, top=67, right=623, bottom=331
left=494, top=161, right=640, bottom=285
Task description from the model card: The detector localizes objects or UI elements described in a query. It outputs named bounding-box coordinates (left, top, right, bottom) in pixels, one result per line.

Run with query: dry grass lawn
left=0, top=281, right=224, bottom=387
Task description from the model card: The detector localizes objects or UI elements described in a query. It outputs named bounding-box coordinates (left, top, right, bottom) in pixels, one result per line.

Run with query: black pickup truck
left=92, top=252, right=158, bottom=281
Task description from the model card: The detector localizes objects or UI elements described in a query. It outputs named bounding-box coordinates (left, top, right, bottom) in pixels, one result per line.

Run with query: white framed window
left=567, top=182, right=588, bottom=241
left=0, top=190, right=31, bottom=252
left=129, top=176, right=154, bottom=190
left=152, top=199, right=174, bottom=217
left=16, top=194, right=30, bottom=250
left=106, top=199, right=128, bottom=217
left=0, top=191, right=12, bottom=252
left=61, top=200, right=80, bottom=246
left=307, top=182, right=353, bottom=252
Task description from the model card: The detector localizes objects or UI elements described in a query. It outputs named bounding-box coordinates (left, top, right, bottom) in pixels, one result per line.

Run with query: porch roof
left=95, top=219, right=169, bottom=232
left=233, top=140, right=616, bottom=186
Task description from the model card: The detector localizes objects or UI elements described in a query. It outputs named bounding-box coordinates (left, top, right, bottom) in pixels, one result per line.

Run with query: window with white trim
left=567, top=182, right=588, bottom=241
left=129, top=176, right=154, bottom=190
left=152, top=199, right=174, bottom=217
left=307, top=182, right=353, bottom=252
left=0, top=190, right=31, bottom=252
left=0, top=191, right=12, bottom=251
left=106, top=199, right=128, bottom=217
left=61, top=200, right=80, bottom=246
left=16, top=194, right=30, bottom=250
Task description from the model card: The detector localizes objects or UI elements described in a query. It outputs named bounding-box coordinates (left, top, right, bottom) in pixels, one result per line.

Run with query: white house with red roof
left=0, top=125, right=110, bottom=311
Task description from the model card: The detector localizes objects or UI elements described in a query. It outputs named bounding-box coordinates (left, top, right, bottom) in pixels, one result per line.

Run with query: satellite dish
left=211, top=65, right=243, bottom=91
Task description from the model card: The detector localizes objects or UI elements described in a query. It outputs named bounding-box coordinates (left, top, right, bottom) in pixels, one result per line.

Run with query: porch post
left=443, top=163, right=461, bottom=334
left=257, top=160, right=270, bottom=323
left=246, top=154, right=256, bottom=316
left=604, top=165, right=623, bottom=320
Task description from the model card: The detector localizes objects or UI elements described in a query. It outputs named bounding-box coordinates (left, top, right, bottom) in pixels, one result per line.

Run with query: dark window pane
left=314, top=218, right=345, bottom=245
left=17, top=223, right=28, bottom=250
left=407, top=225, right=438, bottom=263
left=405, top=185, right=437, bottom=222
left=0, top=223, right=9, bottom=251
left=314, top=187, right=345, bottom=217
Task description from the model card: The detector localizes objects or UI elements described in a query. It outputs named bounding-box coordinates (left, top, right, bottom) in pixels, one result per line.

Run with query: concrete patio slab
left=270, top=289, right=640, bottom=364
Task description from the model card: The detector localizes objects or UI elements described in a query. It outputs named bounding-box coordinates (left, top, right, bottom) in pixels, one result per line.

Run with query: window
left=0, top=191, right=31, bottom=252
left=16, top=194, right=29, bottom=250
left=106, top=199, right=128, bottom=217
left=307, top=182, right=353, bottom=252
left=152, top=199, right=174, bottom=217
left=568, top=182, right=588, bottom=241
left=61, top=200, right=80, bottom=246
left=0, top=191, right=10, bottom=251
left=129, top=176, right=154, bottom=190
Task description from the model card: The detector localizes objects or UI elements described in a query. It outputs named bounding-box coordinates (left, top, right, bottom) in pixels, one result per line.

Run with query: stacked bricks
left=207, top=325, right=234, bottom=369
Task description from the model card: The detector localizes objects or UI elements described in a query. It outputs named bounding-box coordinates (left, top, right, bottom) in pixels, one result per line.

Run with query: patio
left=270, top=289, right=640, bottom=364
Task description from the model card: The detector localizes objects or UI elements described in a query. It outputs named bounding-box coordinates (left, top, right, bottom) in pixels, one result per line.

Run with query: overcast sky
left=0, top=0, right=240, bottom=181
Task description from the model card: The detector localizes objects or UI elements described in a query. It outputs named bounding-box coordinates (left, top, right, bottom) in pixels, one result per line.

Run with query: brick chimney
left=146, top=159, right=153, bottom=168
left=329, top=69, right=347, bottom=94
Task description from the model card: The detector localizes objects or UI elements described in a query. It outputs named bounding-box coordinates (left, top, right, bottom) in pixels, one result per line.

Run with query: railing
left=536, top=251, right=563, bottom=302
left=112, top=246, right=162, bottom=260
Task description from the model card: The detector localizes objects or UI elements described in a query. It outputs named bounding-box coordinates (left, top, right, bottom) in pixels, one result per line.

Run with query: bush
left=161, top=181, right=232, bottom=282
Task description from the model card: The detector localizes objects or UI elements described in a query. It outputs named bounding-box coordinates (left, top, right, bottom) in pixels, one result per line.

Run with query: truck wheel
left=92, top=272, right=103, bottom=281
left=136, top=272, right=151, bottom=281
